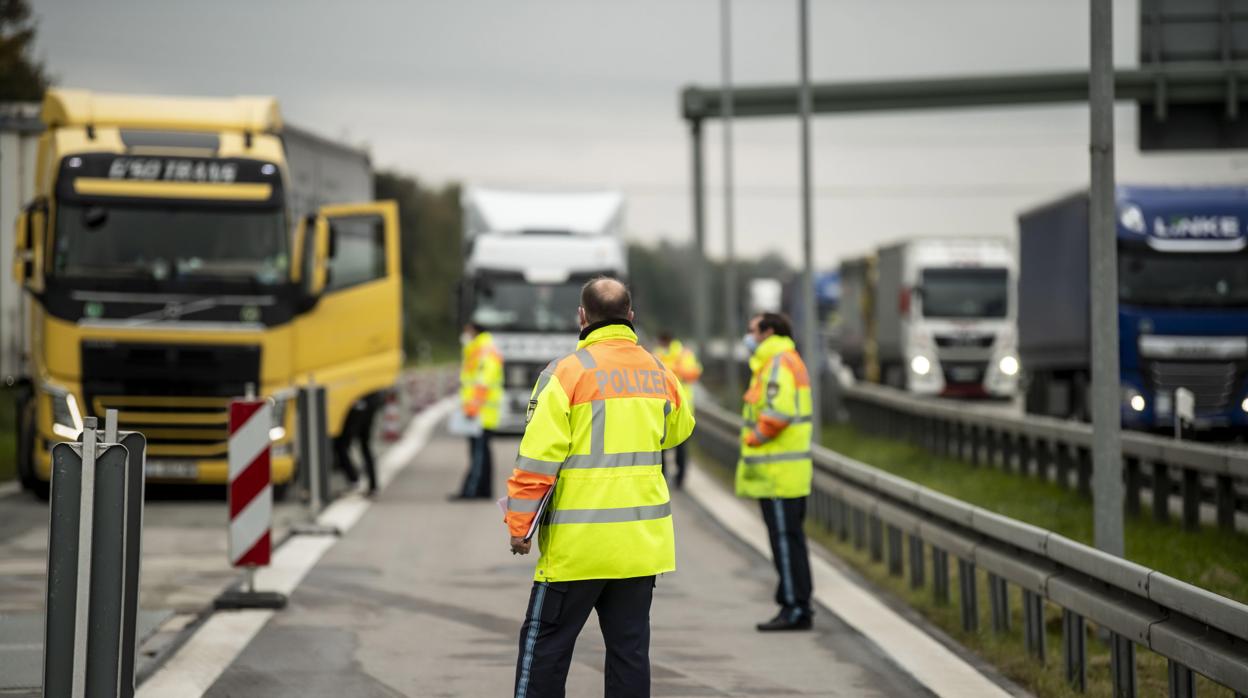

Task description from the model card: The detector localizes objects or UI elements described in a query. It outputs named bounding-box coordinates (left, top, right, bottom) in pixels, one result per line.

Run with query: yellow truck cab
left=11, top=88, right=402, bottom=497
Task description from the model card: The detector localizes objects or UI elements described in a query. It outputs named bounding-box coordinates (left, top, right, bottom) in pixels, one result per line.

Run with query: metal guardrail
left=694, top=397, right=1248, bottom=697
left=841, top=382, right=1248, bottom=532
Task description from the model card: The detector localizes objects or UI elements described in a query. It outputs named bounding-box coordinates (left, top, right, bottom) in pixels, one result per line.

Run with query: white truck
left=872, top=238, right=1018, bottom=398
left=460, top=187, right=627, bottom=432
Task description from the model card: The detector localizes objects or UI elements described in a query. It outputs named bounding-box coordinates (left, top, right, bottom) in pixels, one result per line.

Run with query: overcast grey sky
left=29, top=0, right=1248, bottom=268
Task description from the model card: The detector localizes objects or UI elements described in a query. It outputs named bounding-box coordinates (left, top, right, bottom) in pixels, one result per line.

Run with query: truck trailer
left=7, top=88, right=402, bottom=496
left=1019, top=186, right=1248, bottom=434
left=460, top=187, right=627, bottom=432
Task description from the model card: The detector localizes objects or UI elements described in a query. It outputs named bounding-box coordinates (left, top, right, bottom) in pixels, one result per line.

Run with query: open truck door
left=295, top=201, right=402, bottom=438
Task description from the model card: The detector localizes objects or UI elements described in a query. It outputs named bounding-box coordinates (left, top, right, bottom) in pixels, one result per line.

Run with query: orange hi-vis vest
left=460, top=331, right=503, bottom=430
left=504, top=322, right=696, bottom=582
left=657, top=340, right=703, bottom=386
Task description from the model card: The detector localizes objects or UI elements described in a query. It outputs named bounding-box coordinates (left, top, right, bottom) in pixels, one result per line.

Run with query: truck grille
left=81, top=341, right=260, bottom=459
left=1145, top=360, right=1244, bottom=414
left=942, top=361, right=987, bottom=386
left=505, top=361, right=546, bottom=391
left=934, top=334, right=994, bottom=349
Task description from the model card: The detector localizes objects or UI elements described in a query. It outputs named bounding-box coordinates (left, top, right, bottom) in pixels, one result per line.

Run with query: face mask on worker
left=743, top=333, right=759, bottom=353
left=460, top=332, right=472, bottom=346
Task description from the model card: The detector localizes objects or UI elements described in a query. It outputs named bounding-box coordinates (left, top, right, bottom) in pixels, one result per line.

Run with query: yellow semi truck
left=9, top=88, right=402, bottom=497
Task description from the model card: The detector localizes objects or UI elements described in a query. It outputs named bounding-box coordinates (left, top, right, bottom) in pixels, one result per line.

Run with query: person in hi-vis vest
left=654, top=331, right=702, bottom=489
left=454, top=321, right=503, bottom=500
left=738, top=312, right=815, bottom=631
left=504, top=277, right=695, bottom=698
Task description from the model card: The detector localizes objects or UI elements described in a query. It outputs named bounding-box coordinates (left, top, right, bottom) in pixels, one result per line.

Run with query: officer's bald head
left=579, top=276, right=632, bottom=326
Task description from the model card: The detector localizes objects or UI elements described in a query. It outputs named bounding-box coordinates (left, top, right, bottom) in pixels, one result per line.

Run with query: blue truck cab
left=1018, top=186, right=1248, bottom=434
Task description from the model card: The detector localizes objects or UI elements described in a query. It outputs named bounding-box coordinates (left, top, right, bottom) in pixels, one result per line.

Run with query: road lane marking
left=137, top=397, right=456, bottom=698
left=683, top=463, right=1013, bottom=698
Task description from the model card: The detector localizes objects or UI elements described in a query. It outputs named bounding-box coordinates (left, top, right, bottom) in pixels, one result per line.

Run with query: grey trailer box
left=836, top=256, right=872, bottom=375
left=1016, top=192, right=1091, bottom=372
left=873, top=242, right=906, bottom=367
left=281, top=125, right=373, bottom=222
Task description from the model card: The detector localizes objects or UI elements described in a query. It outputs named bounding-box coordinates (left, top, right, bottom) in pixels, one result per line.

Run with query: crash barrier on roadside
left=292, top=381, right=338, bottom=537
left=214, top=396, right=287, bottom=610
left=44, top=412, right=146, bottom=698
left=695, top=397, right=1248, bottom=697
left=403, top=365, right=459, bottom=414
left=842, top=382, right=1248, bottom=532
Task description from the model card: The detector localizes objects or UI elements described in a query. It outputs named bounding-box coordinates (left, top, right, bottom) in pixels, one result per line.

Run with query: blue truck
left=1018, top=186, right=1248, bottom=435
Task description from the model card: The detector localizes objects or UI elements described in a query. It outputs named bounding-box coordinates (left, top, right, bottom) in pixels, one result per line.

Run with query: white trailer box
left=1, top=103, right=41, bottom=384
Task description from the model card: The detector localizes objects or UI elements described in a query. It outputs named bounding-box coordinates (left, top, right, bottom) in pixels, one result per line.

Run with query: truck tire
left=15, top=390, right=49, bottom=500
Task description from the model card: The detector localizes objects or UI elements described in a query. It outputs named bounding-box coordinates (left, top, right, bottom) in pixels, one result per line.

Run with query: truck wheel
left=272, top=482, right=290, bottom=502
left=15, top=391, right=49, bottom=500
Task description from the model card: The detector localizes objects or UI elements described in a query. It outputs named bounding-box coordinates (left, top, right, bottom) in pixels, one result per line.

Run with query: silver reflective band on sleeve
left=562, top=451, right=662, bottom=469
left=742, top=451, right=812, bottom=465
left=749, top=429, right=772, bottom=445
left=759, top=409, right=795, bottom=423
left=590, top=400, right=606, bottom=455
left=515, top=455, right=562, bottom=475
left=547, top=501, right=672, bottom=524
left=508, top=497, right=544, bottom=513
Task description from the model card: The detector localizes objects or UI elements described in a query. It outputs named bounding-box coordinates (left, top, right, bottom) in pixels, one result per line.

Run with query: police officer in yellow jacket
left=455, top=322, right=503, bottom=500
left=504, top=277, right=694, bottom=698
left=655, top=331, right=702, bottom=489
left=738, top=312, right=815, bottom=631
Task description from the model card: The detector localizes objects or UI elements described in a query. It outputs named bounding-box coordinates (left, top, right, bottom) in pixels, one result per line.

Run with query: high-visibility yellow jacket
left=504, top=322, right=695, bottom=582
left=736, top=334, right=813, bottom=499
left=657, top=340, right=702, bottom=408
left=460, top=331, right=503, bottom=430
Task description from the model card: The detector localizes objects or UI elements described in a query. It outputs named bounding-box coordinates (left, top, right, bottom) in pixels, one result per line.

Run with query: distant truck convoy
left=5, top=88, right=401, bottom=496
left=838, top=238, right=1019, bottom=399
left=1018, top=186, right=1248, bottom=434
left=460, top=187, right=627, bottom=432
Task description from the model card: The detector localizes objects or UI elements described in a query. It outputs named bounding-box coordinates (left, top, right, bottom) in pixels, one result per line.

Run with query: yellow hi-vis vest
left=657, top=340, right=703, bottom=408
left=504, top=323, right=695, bottom=582
left=460, top=331, right=503, bottom=430
left=736, top=334, right=813, bottom=499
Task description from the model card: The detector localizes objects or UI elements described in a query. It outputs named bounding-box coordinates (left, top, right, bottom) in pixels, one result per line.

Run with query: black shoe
left=756, top=608, right=813, bottom=632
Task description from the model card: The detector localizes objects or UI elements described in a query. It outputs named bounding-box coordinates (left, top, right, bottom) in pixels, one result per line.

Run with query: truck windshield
left=1119, top=248, right=1248, bottom=308
left=52, top=203, right=288, bottom=285
left=472, top=280, right=582, bottom=332
left=920, top=268, right=1009, bottom=319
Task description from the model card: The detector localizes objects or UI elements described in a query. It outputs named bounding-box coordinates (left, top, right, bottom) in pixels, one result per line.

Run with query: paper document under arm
left=525, top=487, right=554, bottom=542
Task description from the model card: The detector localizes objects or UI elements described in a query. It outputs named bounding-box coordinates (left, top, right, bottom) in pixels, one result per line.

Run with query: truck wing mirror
left=13, top=210, right=30, bottom=285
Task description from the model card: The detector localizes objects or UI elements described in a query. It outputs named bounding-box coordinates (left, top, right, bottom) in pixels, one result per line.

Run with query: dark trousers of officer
left=333, top=402, right=378, bottom=491
left=661, top=442, right=688, bottom=488
left=514, top=576, right=655, bottom=698
left=759, top=497, right=813, bottom=614
left=459, top=430, right=494, bottom=498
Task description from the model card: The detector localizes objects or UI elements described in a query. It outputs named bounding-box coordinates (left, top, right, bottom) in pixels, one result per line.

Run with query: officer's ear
left=627, top=309, right=635, bottom=323
left=577, top=306, right=588, bottom=329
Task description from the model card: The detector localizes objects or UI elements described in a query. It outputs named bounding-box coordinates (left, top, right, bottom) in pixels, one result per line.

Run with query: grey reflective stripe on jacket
left=547, top=502, right=672, bottom=525
left=742, top=451, right=812, bottom=465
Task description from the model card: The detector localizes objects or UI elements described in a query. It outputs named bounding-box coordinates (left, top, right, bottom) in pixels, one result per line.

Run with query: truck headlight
left=910, top=355, right=931, bottom=376
left=1124, top=388, right=1146, bottom=413
left=998, top=355, right=1020, bottom=377
left=1242, top=397, right=1248, bottom=414
left=45, top=385, right=84, bottom=439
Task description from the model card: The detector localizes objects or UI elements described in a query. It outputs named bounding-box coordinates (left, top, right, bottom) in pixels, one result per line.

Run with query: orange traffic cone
left=381, top=391, right=402, bottom=442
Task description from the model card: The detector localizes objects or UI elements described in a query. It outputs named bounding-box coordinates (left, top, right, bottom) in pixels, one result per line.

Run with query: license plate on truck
left=145, top=460, right=198, bottom=479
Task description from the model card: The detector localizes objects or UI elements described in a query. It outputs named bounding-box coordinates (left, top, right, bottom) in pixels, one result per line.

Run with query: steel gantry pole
left=721, top=0, right=741, bottom=399
left=798, top=0, right=821, bottom=441
left=690, top=118, right=710, bottom=362
left=1089, top=0, right=1124, bottom=557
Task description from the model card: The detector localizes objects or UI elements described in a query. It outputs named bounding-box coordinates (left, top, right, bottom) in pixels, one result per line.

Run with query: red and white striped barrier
left=228, top=399, right=272, bottom=568
left=381, top=391, right=402, bottom=442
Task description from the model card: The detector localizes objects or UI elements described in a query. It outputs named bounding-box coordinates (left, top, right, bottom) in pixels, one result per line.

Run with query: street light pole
left=797, top=0, right=820, bottom=441
left=1089, top=0, right=1124, bottom=556
left=721, top=0, right=740, bottom=399
left=690, top=119, right=709, bottom=361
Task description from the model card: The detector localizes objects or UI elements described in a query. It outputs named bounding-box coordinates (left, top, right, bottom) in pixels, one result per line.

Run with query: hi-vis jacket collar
left=749, top=334, right=796, bottom=373
left=465, top=331, right=494, bottom=353
left=577, top=321, right=637, bottom=348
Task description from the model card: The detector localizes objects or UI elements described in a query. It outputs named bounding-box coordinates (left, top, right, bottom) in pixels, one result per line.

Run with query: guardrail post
left=837, top=495, right=851, bottom=542
left=1077, top=447, right=1093, bottom=497
left=1055, top=443, right=1072, bottom=490
left=939, top=420, right=953, bottom=459
left=1023, top=590, right=1046, bottom=661
left=294, top=382, right=338, bottom=537
left=908, top=534, right=925, bottom=589
left=1019, top=436, right=1034, bottom=477
left=1125, top=457, right=1142, bottom=518
left=969, top=426, right=983, bottom=467
left=1167, top=660, right=1195, bottom=698
left=958, top=558, right=978, bottom=632
left=988, top=573, right=1009, bottom=633
left=869, top=513, right=884, bottom=562
left=1063, top=609, right=1086, bottom=692
left=886, top=525, right=903, bottom=576
left=1111, top=632, right=1137, bottom=698
left=932, top=547, right=950, bottom=605
left=852, top=506, right=866, bottom=551
left=1035, top=439, right=1053, bottom=482
left=983, top=428, right=998, bottom=467
left=1216, top=474, right=1235, bottom=531
left=1002, top=432, right=1016, bottom=473
left=1182, top=469, right=1201, bottom=530
left=1152, top=461, right=1171, bottom=524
